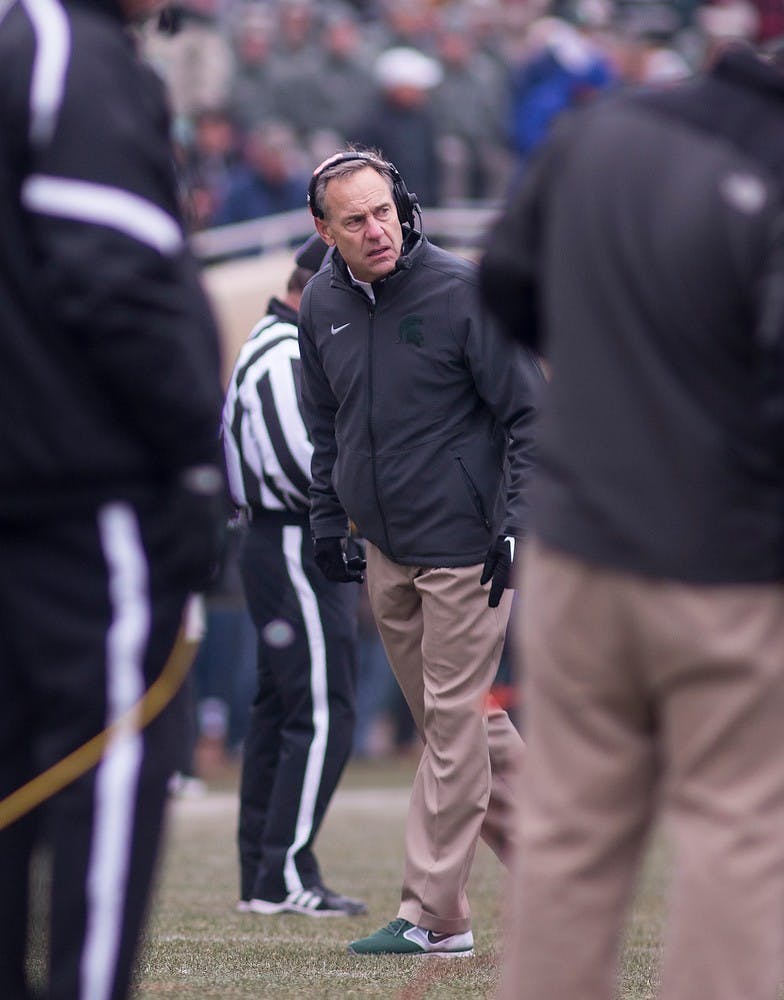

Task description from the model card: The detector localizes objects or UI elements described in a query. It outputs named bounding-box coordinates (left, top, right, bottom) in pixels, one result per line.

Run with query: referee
left=222, top=236, right=366, bottom=917
left=0, top=0, right=224, bottom=996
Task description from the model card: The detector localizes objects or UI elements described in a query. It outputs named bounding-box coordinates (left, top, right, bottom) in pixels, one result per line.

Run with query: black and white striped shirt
left=222, top=298, right=312, bottom=513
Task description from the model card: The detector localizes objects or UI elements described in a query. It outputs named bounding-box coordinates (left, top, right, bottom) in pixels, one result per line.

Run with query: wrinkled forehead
left=323, top=166, right=394, bottom=217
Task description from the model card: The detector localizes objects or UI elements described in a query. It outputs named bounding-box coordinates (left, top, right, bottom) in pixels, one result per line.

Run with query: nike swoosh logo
left=426, top=931, right=452, bottom=944
left=331, top=322, right=350, bottom=336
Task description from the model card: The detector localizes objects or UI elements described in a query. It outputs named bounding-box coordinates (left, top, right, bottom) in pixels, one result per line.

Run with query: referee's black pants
left=0, top=498, right=192, bottom=1000
left=237, top=513, right=359, bottom=902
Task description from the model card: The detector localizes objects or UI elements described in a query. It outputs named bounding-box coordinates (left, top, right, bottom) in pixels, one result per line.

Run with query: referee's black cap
left=295, top=233, right=329, bottom=273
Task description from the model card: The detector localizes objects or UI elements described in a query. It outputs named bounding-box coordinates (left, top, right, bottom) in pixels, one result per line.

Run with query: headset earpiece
left=307, top=151, right=418, bottom=229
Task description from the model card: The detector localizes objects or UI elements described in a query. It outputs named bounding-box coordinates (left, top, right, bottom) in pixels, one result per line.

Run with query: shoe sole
left=347, top=947, right=474, bottom=958
left=423, top=950, right=474, bottom=959
left=248, top=899, right=355, bottom=918
left=287, top=902, right=354, bottom=917
left=248, top=899, right=290, bottom=915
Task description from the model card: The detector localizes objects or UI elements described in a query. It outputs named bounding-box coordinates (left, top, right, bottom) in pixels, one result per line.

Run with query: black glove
left=314, top=536, right=366, bottom=583
left=168, top=463, right=227, bottom=592
left=480, top=534, right=518, bottom=608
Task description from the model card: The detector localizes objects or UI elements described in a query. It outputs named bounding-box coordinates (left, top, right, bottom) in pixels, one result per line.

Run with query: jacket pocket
left=455, top=456, right=491, bottom=530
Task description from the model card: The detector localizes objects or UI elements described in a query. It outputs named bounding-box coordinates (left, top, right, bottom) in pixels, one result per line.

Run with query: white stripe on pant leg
left=281, top=525, right=329, bottom=894
left=81, top=503, right=150, bottom=1000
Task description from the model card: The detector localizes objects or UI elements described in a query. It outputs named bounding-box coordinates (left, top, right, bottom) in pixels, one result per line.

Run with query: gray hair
left=309, top=148, right=396, bottom=220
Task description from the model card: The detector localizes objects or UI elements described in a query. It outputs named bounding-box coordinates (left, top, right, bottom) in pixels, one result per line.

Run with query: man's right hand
left=314, top=536, right=366, bottom=583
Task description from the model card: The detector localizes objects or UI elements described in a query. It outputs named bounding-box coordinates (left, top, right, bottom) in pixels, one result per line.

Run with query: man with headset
left=298, top=147, right=542, bottom=955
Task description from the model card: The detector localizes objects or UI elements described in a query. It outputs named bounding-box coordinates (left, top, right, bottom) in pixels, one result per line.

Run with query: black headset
left=307, top=151, right=419, bottom=230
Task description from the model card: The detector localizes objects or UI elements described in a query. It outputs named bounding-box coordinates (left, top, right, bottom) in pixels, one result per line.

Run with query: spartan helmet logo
left=397, top=316, right=424, bottom=347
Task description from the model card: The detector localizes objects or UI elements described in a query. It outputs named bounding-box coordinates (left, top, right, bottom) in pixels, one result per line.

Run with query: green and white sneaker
left=348, top=918, right=474, bottom=957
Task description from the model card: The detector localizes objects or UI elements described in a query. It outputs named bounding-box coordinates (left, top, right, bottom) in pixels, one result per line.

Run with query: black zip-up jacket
left=480, top=46, right=784, bottom=583
left=298, top=232, right=542, bottom=567
left=0, top=0, right=223, bottom=517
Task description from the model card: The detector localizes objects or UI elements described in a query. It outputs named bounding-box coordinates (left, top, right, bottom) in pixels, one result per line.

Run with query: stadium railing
left=191, top=204, right=501, bottom=267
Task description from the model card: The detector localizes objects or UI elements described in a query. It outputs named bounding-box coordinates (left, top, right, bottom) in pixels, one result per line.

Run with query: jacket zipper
left=367, top=305, right=394, bottom=557
left=456, top=457, right=491, bottom=530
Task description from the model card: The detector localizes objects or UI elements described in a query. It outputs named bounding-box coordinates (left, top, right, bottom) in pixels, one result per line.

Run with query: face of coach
left=313, top=165, right=404, bottom=283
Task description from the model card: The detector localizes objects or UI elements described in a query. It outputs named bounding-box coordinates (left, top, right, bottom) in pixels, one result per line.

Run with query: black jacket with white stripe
left=0, top=0, right=223, bottom=516
left=222, top=297, right=312, bottom=516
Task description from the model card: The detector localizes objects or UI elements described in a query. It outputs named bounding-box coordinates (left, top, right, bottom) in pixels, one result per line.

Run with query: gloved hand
left=168, top=463, right=227, bottom=592
left=480, top=534, right=518, bottom=608
left=314, top=536, right=366, bottom=583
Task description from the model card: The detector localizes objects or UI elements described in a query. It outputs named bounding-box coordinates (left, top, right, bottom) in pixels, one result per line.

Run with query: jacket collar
left=267, top=296, right=298, bottom=326
left=330, top=227, right=426, bottom=295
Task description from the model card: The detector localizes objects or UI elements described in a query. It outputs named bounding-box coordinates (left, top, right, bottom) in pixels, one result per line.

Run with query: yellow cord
left=0, top=620, right=201, bottom=832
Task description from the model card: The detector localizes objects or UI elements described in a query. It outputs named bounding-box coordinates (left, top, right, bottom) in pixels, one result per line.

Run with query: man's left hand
left=480, top=535, right=518, bottom=608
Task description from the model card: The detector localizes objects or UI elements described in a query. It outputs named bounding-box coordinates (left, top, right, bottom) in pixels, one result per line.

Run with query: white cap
left=374, top=46, right=444, bottom=90
left=697, top=0, right=759, bottom=40
left=643, top=48, right=692, bottom=84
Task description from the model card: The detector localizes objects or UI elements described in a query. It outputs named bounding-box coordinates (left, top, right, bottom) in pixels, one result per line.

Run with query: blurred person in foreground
left=222, top=235, right=366, bottom=918
left=0, top=0, right=225, bottom=995
left=299, top=148, right=542, bottom=956
left=480, top=40, right=784, bottom=1000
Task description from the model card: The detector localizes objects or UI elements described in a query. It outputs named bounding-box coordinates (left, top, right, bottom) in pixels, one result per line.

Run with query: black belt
left=247, top=506, right=310, bottom=528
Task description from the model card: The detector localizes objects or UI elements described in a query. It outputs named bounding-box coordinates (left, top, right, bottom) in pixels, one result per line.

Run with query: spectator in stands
left=309, top=4, right=376, bottom=160
left=142, top=0, right=234, bottom=127
left=275, top=0, right=321, bottom=65
left=696, top=0, right=763, bottom=63
left=263, top=2, right=334, bottom=160
left=634, top=32, right=692, bottom=84
left=350, top=47, right=443, bottom=208
left=211, top=121, right=308, bottom=227
left=430, top=6, right=513, bottom=202
left=227, top=3, right=281, bottom=133
left=178, top=107, right=239, bottom=231
left=750, top=0, right=784, bottom=43
left=507, top=15, right=617, bottom=171
left=369, top=0, right=437, bottom=54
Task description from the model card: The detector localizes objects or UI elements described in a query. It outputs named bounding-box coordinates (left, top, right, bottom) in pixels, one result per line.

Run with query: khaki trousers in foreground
left=504, top=541, right=784, bottom=1000
left=365, top=542, right=525, bottom=935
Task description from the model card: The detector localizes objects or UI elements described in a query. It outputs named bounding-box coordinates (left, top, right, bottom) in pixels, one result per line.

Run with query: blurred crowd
left=139, top=0, right=784, bottom=233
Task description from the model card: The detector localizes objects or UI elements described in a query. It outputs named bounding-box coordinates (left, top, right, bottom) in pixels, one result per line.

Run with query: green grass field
left=133, top=756, right=673, bottom=1000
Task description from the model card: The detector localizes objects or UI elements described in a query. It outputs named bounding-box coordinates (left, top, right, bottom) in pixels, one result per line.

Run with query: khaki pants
left=504, top=541, right=784, bottom=1000
left=365, top=543, right=524, bottom=934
